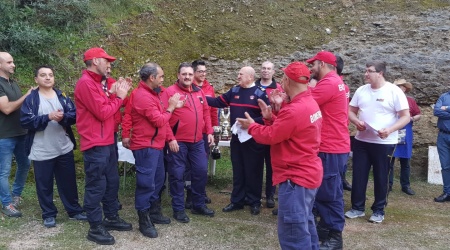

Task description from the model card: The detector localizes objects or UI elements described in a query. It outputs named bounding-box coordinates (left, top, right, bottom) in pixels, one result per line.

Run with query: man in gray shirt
left=0, top=52, right=33, bottom=217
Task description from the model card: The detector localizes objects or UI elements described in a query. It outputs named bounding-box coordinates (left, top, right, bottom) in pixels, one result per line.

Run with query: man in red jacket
left=183, top=59, right=217, bottom=208
left=161, top=62, right=215, bottom=223
left=307, top=51, right=350, bottom=249
left=237, top=62, right=323, bottom=249
left=74, top=47, right=132, bottom=245
left=128, top=63, right=182, bottom=238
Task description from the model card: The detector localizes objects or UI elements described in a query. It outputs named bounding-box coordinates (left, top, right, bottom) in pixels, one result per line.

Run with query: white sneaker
left=369, top=213, right=384, bottom=223
left=345, top=209, right=365, bottom=219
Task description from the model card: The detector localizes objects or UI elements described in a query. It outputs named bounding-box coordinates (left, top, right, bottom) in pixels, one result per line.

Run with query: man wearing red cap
left=306, top=50, right=350, bottom=249
left=74, top=47, right=132, bottom=245
left=238, top=62, right=323, bottom=249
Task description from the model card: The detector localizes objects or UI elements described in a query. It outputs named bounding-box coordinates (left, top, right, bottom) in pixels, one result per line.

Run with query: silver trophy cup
left=220, top=107, right=231, bottom=140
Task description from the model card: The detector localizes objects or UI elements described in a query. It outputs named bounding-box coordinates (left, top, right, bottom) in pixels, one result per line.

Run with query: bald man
left=0, top=52, right=33, bottom=218
left=207, top=66, right=270, bottom=215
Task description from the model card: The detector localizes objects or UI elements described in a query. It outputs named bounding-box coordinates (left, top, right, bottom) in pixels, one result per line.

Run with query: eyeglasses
left=196, top=70, right=207, bottom=74
left=365, top=69, right=378, bottom=74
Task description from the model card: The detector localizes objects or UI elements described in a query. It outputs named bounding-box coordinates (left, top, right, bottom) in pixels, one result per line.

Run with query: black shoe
left=388, top=185, right=393, bottom=192
left=266, top=196, right=275, bottom=208
left=87, top=225, right=115, bottom=245
left=149, top=201, right=171, bottom=224
left=343, top=179, right=352, bottom=191
left=402, top=187, right=415, bottom=195
left=319, top=230, right=343, bottom=250
left=205, top=196, right=212, bottom=204
left=103, top=216, right=132, bottom=231
left=272, top=209, right=278, bottom=215
left=434, top=193, right=450, bottom=202
left=250, top=205, right=261, bottom=215
left=317, top=223, right=330, bottom=243
left=138, top=209, right=158, bottom=238
left=173, top=210, right=190, bottom=223
left=185, top=190, right=193, bottom=209
left=222, top=203, right=244, bottom=212
left=191, top=206, right=215, bottom=217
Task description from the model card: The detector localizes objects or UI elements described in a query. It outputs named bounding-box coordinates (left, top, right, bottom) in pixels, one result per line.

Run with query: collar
left=84, top=70, right=104, bottom=83
left=255, top=78, right=277, bottom=89
left=139, top=81, right=159, bottom=95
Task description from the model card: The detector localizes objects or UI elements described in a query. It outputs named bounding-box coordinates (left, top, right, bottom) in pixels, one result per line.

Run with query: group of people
left=0, top=46, right=436, bottom=250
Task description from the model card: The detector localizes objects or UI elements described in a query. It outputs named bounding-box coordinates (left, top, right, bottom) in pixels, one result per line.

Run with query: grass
left=1, top=150, right=450, bottom=249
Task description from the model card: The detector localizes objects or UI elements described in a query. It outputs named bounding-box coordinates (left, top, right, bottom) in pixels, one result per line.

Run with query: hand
left=207, top=134, right=214, bottom=146
left=258, top=99, right=272, bottom=120
left=26, top=86, right=37, bottom=96
left=355, top=120, right=366, bottom=131
left=441, top=106, right=447, bottom=111
left=169, top=140, right=179, bottom=153
left=236, top=112, right=255, bottom=129
left=168, top=93, right=181, bottom=111
left=377, top=128, right=391, bottom=139
left=122, top=138, right=131, bottom=148
left=48, top=110, right=64, bottom=122
left=108, top=82, right=117, bottom=94
left=115, top=80, right=131, bottom=99
left=270, top=89, right=285, bottom=112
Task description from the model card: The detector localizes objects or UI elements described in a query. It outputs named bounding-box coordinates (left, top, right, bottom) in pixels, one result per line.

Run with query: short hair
left=85, top=60, right=93, bottom=67
left=139, top=63, right=159, bottom=82
left=366, top=60, right=387, bottom=75
left=335, top=55, right=344, bottom=76
left=178, top=62, right=193, bottom=73
left=34, top=65, right=54, bottom=77
left=192, top=60, right=206, bottom=72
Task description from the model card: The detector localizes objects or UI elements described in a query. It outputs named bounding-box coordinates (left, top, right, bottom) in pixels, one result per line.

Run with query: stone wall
left=202, top=7, right=450, bottom=179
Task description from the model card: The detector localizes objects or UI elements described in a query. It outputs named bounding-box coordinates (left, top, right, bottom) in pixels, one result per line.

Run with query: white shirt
left=350, top=82, right=409, bottom=144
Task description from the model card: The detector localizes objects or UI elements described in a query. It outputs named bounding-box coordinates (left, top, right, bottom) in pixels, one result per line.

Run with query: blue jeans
left=0, top=135, right=31, bottom=206
left=437, top=132, right=450, bottom=194
left=278, top=180, right=318, bottom=250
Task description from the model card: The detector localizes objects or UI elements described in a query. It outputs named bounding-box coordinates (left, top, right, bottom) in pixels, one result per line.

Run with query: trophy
left=211, top=126, right=222, bottom=160
left=220, top=107, right=231, bottom=141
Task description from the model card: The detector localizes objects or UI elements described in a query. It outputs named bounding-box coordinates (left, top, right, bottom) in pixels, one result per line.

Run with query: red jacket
left=161, top=81, right=213, bottom=143
left=106, top=77, right=128, bottom=133
left=74, top=70, right=123, bottom=151
left=128, top=81, right=172, bottom=150
left=311, top=71, right=350, bottom=153
left=248, top=89, right=323, bottom=189
left=194, top=79, right=219, bottom=130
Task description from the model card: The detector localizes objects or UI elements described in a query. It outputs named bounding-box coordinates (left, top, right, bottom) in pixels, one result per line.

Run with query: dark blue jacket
left=434, top=91, right=450, bottom=132
left=20, top=88, right=77, bottom=156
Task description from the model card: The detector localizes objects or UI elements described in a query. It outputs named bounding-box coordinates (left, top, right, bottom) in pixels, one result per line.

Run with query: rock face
left=203, top=7, right=450, bottom=179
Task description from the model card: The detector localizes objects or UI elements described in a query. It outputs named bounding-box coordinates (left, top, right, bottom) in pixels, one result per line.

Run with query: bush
left=30, top=0, right=92, bottom=29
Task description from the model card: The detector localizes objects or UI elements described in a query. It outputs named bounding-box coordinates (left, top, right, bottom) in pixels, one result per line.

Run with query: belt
left=440, top=129, right=450, bottom=135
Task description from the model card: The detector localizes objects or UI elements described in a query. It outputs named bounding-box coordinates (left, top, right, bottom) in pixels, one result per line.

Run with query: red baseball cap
left=83, top=47, right=116, bottom=62
left=282, top=62, right=310, bottom=84
left=306, top=51, right=337, bottom=67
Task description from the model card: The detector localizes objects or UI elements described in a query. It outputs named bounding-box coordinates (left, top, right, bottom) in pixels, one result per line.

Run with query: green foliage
left=30, top=0, right=92, bottom=29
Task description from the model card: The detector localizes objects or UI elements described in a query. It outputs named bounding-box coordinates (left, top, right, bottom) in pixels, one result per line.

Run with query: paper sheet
left=231, top=121, right=253, bottom=143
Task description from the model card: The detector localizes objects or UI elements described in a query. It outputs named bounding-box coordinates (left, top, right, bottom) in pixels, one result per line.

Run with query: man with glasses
left=346, top=61, right=409, bottom=224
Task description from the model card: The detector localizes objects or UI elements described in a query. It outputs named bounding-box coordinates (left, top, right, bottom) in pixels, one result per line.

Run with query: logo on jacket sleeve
left=234, top=95, right=240, bottom=99
left=310, top=110, right=322, bottom=123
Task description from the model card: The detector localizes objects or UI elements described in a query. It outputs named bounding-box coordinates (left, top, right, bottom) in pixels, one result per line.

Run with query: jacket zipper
left=190, top=92, right=198, bottom=142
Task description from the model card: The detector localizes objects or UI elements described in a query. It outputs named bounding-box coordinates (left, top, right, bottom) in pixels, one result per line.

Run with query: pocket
left=315, top=174, right=339, bottom=201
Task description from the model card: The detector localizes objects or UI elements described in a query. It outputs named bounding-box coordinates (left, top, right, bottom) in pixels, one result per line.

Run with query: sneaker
left=1, top=204, right=22, bottom=217
left=69, top=212, right=88, bottom=221
left=44, top=217, right=56, bottom=228
left=344, top=209, right=365, bottom=219
left=369, top=213, right=384, bottom=223
left=12, top=196, right=22, bottom=209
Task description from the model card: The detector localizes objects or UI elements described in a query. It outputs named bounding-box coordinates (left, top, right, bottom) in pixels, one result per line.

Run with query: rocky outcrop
left=202, top=7, right=450, bottom=179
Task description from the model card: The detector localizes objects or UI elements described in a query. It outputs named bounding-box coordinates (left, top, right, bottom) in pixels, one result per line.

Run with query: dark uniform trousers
left=133, top=148, right=165, bottom=211
left=34, top=150, right=83, bottom=220
left=230, top=135, right=265, bottom=206
left=168, top=140, right=207, bottom=211
left=351, top=139, right=395, bottom=215
left=315, top=152, right=347, bottom=232
left=83, top=144, right=120, bottom=227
